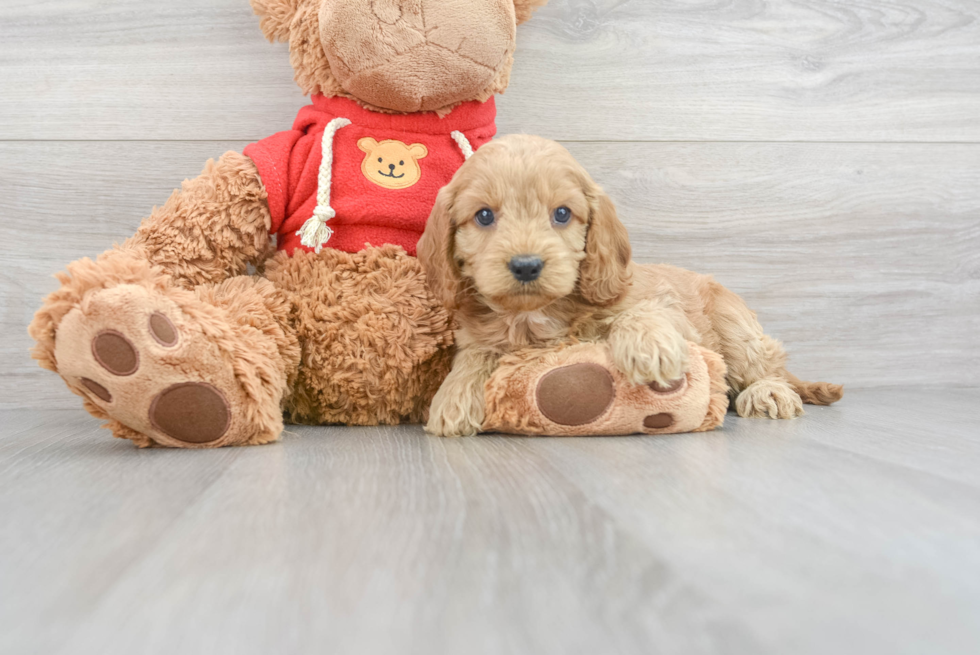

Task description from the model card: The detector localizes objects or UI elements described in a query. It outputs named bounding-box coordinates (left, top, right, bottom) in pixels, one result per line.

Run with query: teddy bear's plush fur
left=30, top=0, right=549, bottom=448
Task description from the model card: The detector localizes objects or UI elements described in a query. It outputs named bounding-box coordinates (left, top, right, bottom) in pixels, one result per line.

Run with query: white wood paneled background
left=1, top=0, right=978, bottom=408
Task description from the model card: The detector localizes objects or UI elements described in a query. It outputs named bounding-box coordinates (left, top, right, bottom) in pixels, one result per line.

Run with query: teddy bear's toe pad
left=149, top=312, right=179, bottom=347
left=149, top=383, right=231, bottom=444
left=536, top=363, right=615, bottom=426
left=92, top=331, right=140, bottom=376
left=80, top=378, right=112, bottom=402
left=643, top=413, right=675, bottom=429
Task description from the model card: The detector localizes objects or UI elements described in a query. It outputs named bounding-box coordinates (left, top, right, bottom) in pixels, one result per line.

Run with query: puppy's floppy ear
left=578, top=184, right=632, bottom=306
left=418, top=185, right=462, bottom=310
left=251, top=0, right=299, bottom=42
left=513, top=0, right=549, bottom=24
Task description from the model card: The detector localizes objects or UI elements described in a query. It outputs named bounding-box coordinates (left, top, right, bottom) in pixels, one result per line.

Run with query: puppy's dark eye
left=475, top=208, right=496, bottom=227
left=553, top=206, right=572, bottom=225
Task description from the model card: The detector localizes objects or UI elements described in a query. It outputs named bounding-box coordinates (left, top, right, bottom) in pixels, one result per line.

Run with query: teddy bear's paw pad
left=149, top=383, right=231, bottom=444
left=80, top=378, right=113, bottom=402
left=650, top=378, right=685, bottom=394
left=643, top=413, right=675, bottom=429
left=148, top=312, right=179, bottom=347
left=636, top=378, right=685, bottom=430
left=92, top=330, right=140, bottom=376
left=535, top=363, right=616, bottom=426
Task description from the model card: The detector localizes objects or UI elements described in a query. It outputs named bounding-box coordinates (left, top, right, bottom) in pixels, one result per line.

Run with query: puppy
left=417, top=135, right=843, bottom=437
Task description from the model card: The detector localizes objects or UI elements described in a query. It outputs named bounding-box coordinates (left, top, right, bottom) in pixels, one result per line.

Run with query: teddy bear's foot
left=52, top=279, right=296, bottom=448
left=483, top=342, right=729, bottom=436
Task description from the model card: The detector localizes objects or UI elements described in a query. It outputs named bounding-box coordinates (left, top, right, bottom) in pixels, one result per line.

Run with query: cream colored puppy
left=418, top=135, right=842, bottom=437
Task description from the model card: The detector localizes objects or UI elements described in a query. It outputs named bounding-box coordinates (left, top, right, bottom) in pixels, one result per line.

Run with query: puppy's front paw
left=610, top=324, right=690, bottom=387
left=425, top=394, right=484, bottom=438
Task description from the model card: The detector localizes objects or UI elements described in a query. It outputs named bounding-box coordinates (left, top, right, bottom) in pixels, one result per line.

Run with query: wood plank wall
left=1, top=0, right=978, bottom=409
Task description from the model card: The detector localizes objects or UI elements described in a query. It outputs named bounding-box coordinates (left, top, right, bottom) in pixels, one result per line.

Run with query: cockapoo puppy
left=418, top=135, right=842, bottom=437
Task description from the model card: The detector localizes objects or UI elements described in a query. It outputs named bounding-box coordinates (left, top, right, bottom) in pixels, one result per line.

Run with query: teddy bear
left=29, top=0, right=728, bottom=447
left=28, top=0, right=553, bottom=448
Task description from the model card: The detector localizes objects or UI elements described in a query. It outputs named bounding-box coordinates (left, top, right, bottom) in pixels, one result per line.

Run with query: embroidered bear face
left=357, top=137, right=429, bottom=190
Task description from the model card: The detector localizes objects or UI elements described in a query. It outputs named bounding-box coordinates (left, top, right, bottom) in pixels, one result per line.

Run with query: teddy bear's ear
left=357, top=137, right=379, bottom=154
left=408, top=144, right=429, bottom=160
left=250, top=0, right=299, bottom=42
left=513, top=0, right=549, bottom=24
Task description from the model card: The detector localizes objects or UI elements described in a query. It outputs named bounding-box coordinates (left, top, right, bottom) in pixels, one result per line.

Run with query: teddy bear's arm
left=120, top=151, right=273, bottom=290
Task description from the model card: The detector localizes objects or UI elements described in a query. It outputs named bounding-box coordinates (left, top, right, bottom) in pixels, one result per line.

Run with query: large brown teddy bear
left=28, top=0, right=551, bottom=448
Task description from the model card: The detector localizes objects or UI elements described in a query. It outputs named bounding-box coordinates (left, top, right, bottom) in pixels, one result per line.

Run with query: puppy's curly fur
left=418, top=135, right=843, bottom=437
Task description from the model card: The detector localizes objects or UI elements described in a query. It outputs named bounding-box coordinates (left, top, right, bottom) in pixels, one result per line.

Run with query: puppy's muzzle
left=508, top=255, right=544, bottom=283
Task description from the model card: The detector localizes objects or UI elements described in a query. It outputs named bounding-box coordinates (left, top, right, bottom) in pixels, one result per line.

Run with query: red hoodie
left=244, top=95, right=497, bottom=256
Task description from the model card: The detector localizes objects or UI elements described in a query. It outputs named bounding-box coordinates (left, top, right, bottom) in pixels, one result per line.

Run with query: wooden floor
left=1, top=388, right=978, bottom=655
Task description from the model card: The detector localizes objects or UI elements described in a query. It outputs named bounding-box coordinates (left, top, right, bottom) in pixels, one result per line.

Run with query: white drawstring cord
left=296, top=117, right=351, bottom=253
left=451, top=130, right=474, bottom=160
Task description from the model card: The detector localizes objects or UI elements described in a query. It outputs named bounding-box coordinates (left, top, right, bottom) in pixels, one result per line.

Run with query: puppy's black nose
left=509, top=255, right=544, bottom=283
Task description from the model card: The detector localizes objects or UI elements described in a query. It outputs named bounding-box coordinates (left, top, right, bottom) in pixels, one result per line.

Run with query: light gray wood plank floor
left=1, top=389, right=978, bottom=655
